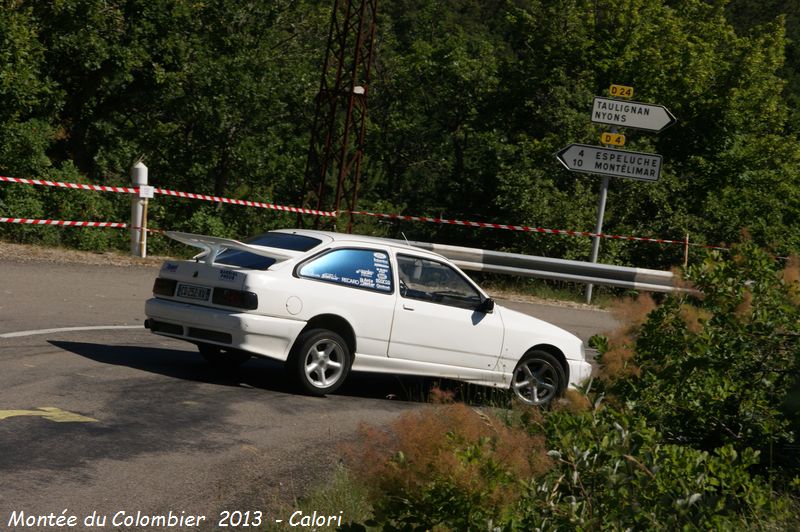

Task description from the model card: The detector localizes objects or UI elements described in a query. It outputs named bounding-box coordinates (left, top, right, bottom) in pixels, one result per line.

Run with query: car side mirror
left=476, top=297, right=495, bottom=314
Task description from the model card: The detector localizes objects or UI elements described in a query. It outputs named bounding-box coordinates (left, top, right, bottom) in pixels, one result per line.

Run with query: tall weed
left=341, top=402, right=550, bottom=530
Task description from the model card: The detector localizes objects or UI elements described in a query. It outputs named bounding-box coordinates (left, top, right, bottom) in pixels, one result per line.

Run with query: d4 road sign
left=556, top=144, right=662, bottom=182
left=591, top=97, right=676, bottom=132
left=600, top=132, right=625, bottom=146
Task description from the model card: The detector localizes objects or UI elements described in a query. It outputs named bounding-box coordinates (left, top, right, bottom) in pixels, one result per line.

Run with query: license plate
left=177, top=283, right=211, bottom=301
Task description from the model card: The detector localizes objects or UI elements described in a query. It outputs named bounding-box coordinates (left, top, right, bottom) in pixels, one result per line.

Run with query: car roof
left=269, top=228, right=487, bottom=297
left=271, top=228, right=442, bottom=257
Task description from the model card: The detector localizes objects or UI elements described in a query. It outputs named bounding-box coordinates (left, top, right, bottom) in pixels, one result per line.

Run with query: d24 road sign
left=609, top=84, right=634, bottom=99
left=557, top=143, right=662, bottom=182
left=591, top=97, right=676, bottom=132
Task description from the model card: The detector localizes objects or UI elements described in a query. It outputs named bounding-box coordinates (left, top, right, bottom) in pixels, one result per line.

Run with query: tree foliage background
left=1, top=0, right=798, bottom=265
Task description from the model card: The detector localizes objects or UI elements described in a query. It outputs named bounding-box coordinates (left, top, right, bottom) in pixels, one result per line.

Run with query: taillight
left=212, top=288, right=258, bottom=310
left=153, top=278, right=177, bottom=296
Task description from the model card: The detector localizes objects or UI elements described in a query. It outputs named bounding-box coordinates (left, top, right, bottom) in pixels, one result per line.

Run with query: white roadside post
left=130, top=162, right=150, bottom=257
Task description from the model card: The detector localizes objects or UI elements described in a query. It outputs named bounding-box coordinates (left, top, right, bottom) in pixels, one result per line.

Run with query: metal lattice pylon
left=299, top=0, right=378, bottom=231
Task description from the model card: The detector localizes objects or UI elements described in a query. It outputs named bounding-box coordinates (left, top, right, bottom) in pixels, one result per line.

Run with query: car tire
left=288, top=329, right=351, bottom=396
left=198, top=344, right=251, bottom=369
left=510, top=350, right=566, bottom=406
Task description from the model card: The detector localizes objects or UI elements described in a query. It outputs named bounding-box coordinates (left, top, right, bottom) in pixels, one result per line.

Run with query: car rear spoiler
left=165, top=231, right=302, bottom=265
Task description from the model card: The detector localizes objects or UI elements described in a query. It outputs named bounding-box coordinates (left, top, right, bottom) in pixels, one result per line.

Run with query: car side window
left=396, top=254, right=482, bottom=310
left=298, top=248, right=393, bottom=293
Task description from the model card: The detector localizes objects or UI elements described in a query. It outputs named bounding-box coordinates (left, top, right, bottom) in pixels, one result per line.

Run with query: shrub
left=605, top=244, right=800, bottom=476
left=341, top=402, right=551, bottom=530
left=519, top=405, right=792, bottom=531
left=0, top=162, right=128, bottom=250
left=343, top=400, right=795, bottom=531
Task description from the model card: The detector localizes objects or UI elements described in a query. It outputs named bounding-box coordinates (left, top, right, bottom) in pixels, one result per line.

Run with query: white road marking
left=0, top=325, right=143, bottom=339
left=0, top=407, right=97, bottom=423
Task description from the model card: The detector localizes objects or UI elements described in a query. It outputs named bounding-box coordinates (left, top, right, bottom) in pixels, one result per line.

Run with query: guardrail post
left=130, top=162, right=148, bottom=257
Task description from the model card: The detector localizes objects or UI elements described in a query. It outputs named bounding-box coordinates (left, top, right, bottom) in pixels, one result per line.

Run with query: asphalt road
left=0, top=258, right=617, bottom=530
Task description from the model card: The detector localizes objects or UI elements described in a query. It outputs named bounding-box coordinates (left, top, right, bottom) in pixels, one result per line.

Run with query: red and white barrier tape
left=1, top=219, right=171, bottom=235
left=153, top=187, right=335, bottom=217
left=347, top=210, right=709, bottom=247
left=0, top=175, right=335, bottom=217
left=1, top=217, right=127, bottom=228
left=0, top=176, right=135, bottom=194
left=0, top=174, right=728, bottom=249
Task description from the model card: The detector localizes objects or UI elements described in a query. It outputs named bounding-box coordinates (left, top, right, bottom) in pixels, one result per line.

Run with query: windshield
left=215, top=232, right=322, bottom=270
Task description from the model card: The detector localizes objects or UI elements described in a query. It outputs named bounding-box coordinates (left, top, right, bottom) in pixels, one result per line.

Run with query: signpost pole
left=586, top=174, right=609, bottom=304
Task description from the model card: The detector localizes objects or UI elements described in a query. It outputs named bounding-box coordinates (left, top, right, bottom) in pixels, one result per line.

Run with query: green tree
left=0, top=1, right=57, bottom=176
left=10, top=0, right=331, bottom=249
left=2, top=0, right=800, bottom=265
left=490, top=0, right=800, bottom=265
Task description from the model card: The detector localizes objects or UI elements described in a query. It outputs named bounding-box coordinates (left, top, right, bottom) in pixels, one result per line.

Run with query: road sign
left=600, top=132, right=625, bottom=146
left=591, top=97, right=676, bottom=132
left=556, top=143, right=662, bottom=181
left=609, top=84, right=634, bottom=99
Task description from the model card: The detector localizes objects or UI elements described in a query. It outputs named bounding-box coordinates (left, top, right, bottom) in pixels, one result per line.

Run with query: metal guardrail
left=398, top=240, right=679, bottom=293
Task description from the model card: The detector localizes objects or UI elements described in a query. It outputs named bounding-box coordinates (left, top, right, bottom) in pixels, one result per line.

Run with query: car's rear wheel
left=198, top=344, right=251, bottom=369
left=510, top=350, right=565, bottom=406
left=288, top=329, right=351, bottom=396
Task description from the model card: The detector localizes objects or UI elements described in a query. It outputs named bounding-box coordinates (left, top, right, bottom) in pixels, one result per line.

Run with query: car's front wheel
left=198, top=344, right=251, bottom=369
left=510, top=350, right=565, bottom=406
left=288, top=329, right=351, bottom=396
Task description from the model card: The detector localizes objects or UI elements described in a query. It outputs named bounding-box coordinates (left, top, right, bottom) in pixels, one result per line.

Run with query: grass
left=476, top=272, right=625, bottom=308
left=261, top=465, right=373, bottom=531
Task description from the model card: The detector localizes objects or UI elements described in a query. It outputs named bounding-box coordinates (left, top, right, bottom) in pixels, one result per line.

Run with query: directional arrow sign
left=556, top=144, right=662, bottom=182
left=591, top=97, right=676, bottom=132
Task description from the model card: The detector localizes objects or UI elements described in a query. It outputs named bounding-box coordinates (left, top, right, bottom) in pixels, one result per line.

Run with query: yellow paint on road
left=0, top=407, right=97, bottom=423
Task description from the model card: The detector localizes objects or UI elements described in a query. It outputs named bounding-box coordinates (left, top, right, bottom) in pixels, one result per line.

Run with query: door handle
left=402, top=304, right=415, bottom=311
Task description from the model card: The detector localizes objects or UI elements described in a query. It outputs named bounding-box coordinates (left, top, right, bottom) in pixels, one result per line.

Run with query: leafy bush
left=604, top=244, right=800, bottom=476
left=0, top=163, right=128, bottom=251
left=342, top=394, right=796, bottom=530
left=521, top=406, right=792, bottom=531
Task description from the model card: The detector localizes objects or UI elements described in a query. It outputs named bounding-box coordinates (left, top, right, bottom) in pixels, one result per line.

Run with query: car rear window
left=215, top=232, right=322, bottom=270
left=298, top=248, right=393, bottom=293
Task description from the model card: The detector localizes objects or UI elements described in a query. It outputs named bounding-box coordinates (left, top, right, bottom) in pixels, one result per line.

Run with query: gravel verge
left=0, top=241, right=167, bottom=268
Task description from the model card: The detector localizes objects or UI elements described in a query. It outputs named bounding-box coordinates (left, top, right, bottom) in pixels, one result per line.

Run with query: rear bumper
left=144, top=298, right=305, bottom=361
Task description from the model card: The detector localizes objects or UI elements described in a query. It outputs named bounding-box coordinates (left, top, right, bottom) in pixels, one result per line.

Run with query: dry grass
left=679, top=303, right=713, bottom=334
left=671, top=266, right=700, bottom=296
left=783, top=255, right=800, bottom=285
left=609, top=293, right=656, bottom=333
left=600, top=341, right=640, bottom=381
left=554, top=388, right=593, bottom=413
left=341, top=402, right=551, bottom=513
left=783, top=255, right=800, bottom=306
left=733, top=289, right=753, bottom=323
left=596, top=294, right=657, bottom=382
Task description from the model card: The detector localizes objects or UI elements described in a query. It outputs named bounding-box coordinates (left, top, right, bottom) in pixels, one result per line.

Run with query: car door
left=296, top=246, right=396, bottom=357
left=387, top=253, right=504, bottom=371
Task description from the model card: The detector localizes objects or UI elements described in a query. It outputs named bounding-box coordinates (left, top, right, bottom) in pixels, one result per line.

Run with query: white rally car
left=144, top=229, right=592, bottom=405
